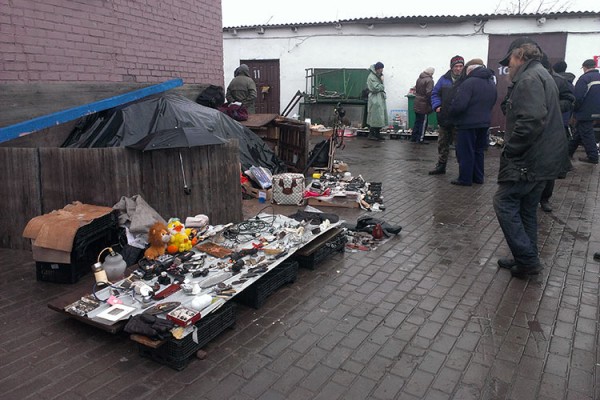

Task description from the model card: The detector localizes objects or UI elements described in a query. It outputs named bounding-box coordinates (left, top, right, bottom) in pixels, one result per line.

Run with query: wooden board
left=307, top=196, right=360, bottom=209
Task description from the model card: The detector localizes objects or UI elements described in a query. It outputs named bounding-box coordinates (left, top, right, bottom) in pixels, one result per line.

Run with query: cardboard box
left=310, top=128, right=333, bottom=137
left=23, top=202, right=114, bottom=263
left=241, top=181, right=273, bottom=201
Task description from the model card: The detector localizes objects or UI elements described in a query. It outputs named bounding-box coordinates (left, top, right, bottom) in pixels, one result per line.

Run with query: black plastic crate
left=293, top=228, right=347, bottom=270
left=74, top=211, right=118, bottom=243
left=137, top=301, right=236, bottom=371
left=35, top=214, right=119, bottom=283
left=234, top=260, right=299, bottom=309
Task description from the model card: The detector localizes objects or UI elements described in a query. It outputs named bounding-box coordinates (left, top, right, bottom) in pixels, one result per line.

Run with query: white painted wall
left=223, top=15, right=600, bottom=118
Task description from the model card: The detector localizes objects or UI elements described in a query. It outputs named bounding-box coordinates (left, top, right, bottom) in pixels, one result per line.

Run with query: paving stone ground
left=1, top=135, right=599, bottom=399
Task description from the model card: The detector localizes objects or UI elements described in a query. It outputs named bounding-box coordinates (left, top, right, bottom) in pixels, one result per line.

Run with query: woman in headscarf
left=366, top=62, right=388, bottom=141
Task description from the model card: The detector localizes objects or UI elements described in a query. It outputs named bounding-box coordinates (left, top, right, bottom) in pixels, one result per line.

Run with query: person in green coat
left=226, top=64, right=257, bottom=114
left=366, top=62, right=388, bottom=140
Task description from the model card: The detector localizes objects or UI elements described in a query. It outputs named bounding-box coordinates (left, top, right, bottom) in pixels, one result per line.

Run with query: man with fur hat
left=428, top=55, right=465, bottom=174
left=226, top=64, right=257, bottom=113
left=493, top=37, right=568, bottom=278
left=447, top=58, right=497, bottom=186
left=366, top=62, right=388, bottom=141
left=411, top=67, right=435, bottom=143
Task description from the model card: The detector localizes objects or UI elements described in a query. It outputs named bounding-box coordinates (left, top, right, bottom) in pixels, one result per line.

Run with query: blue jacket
left=573, top=69, right=600, bottom=121
left=431, top=71, right=452, bottom=110
left=431, top=70, right=459, bottom=127
left=448, top=67, right=497, bottom=129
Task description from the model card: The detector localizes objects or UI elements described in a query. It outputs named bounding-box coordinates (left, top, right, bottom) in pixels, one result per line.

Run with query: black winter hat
left=553, top=61, right=567, bottom=73
left=499, top=37, right=542, bottom=66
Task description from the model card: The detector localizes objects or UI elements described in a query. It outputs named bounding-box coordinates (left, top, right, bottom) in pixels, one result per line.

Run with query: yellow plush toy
left=166, top=218, right=193, bottom=254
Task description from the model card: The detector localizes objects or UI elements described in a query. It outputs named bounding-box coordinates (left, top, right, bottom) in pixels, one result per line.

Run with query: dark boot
left=428, top=162, right=446, bottom=175
left=368, top=127, right=380, bottom=141
left=540, top=199, right=552, bottom=212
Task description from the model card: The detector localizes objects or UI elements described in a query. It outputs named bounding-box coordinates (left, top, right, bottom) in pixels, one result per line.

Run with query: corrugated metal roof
left=223, top=11, right=599, bottom=30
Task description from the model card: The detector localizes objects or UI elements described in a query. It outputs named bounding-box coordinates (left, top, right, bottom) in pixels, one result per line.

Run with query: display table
left=48, top=215, right=343, bottom=335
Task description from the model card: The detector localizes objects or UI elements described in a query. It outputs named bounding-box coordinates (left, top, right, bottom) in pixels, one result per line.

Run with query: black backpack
left=195, top=85, right=225, bottom=109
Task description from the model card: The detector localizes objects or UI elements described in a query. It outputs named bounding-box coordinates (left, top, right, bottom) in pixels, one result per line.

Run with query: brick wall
left=1, top=0, right=224, bottom=85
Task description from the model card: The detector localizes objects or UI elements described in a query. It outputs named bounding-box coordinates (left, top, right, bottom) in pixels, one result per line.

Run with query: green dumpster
left=405, top=94, right=438, bottom=130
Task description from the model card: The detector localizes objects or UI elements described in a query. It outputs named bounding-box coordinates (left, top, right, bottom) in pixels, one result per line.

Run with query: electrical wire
left=92, top=281, right=119, bottom=302
left=223, top=206, right=277, bottom=242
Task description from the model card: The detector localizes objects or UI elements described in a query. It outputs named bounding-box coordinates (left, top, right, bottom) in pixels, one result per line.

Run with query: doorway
left=241, top=59, right=280, bottom=114
left=487, top=33, right=567, bottom=131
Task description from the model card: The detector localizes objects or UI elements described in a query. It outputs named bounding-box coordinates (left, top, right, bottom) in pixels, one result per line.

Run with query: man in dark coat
left=411, top=67, right=434, bottom=143
left=568, top=59, right=600, bottom=164
left=538, top=55, right=575, bottom=212
left=428, top=55, right=464, bottom=174
left=448, top=59, right=497, bottom=186
left=552, top=60, right=576, bottom=84
left=493, top=37, right=568, bottom=278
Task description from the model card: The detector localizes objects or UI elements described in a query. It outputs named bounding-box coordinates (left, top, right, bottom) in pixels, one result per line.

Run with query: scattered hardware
left=152, top=283, right=181, bottom=300
left=65, top=295, right=101, bottom=317
left=142, top=301, right=181, bottom=315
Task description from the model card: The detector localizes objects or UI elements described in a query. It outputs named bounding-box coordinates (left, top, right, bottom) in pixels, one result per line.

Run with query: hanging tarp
left=62, top=93, right=286, bottom=173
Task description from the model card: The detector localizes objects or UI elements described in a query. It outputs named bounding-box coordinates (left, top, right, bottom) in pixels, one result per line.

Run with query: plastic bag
left=247, top=166, right=272, bottom=189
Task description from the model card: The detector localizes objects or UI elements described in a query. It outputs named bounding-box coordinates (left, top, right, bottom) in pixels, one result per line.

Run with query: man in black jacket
left=568, top=59, right=600, bottom=164
left=493, top=37, right=568, bottom=278
left=538, top=55, right=575, bottom=212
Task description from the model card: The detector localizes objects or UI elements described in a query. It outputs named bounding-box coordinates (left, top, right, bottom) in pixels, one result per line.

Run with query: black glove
left=124, top=315, right=174, bottom=340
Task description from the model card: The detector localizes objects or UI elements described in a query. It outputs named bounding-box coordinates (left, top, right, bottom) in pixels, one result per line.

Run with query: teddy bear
left=144, top=222, right=171, bottom=260
left=166, top=218, right=193, bottom=254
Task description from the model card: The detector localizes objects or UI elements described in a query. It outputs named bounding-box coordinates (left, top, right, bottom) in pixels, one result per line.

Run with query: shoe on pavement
left=428, top=164, right=446, bottom=175
left=540, top=200, right=553, bottom=212
left=510, top=264, right=543, bottom=278
left=450, top=179, right=471, bottom=186
left=594, top=252, right=600, bottom=261
left=497, top=258, right=517, bottom=269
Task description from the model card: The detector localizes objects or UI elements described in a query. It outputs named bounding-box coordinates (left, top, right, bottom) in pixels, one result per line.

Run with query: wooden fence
left=1, top=141, right=242, bottom=249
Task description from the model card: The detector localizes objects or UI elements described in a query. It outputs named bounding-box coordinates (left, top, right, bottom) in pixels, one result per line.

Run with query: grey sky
left=222, top=0, right=599, bottom=27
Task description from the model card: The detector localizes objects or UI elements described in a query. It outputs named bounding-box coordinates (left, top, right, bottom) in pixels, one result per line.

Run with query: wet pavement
left=1, top=135, right=599, bottom=399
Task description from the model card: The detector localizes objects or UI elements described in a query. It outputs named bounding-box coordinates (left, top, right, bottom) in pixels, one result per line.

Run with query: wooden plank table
left=47, top=221, right=344, bottom=336
left=47, top=272, right=131, bottom=334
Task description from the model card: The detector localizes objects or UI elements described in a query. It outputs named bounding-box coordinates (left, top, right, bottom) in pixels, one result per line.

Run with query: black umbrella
left=127, top=127, right=228, bottom=195
left=126, top=127, right=228, bottom=151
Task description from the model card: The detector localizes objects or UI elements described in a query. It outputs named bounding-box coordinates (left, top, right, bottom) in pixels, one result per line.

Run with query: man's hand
left=436, top=107, right=441, bottom=113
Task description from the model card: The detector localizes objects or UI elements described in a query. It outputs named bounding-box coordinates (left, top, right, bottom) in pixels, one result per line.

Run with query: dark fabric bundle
left=124, top=314, right=175, bottom=340
left=353, top=216, right=402, bottom=237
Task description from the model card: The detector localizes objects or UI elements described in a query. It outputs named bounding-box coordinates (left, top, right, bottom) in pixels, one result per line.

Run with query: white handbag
left=272, top=173, right=305, bottom=205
